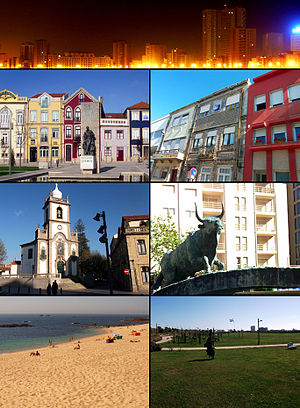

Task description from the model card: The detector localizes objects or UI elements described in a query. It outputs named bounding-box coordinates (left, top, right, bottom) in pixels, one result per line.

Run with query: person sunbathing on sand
left=74, top=343, right=80, bottom=350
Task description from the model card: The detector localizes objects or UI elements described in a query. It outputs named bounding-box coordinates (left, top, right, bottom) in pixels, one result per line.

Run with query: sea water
left=0, top=314, right=147, bottom=353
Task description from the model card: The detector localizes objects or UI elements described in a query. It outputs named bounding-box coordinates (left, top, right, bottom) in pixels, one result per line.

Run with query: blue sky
left=0, top=296, right=149, bottom=314
left=151, top=69, right=271, bottom=121
left=0, top=70, right=149, bottom=113
left=0, top=183, right=149, bottom=262
left=151, top=297, right=300, bottom=331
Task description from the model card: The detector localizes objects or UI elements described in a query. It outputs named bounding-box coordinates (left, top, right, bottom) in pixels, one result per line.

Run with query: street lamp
left=257, top=318, right=263, bottom=345
left=93, top=211, right=113, bottom=295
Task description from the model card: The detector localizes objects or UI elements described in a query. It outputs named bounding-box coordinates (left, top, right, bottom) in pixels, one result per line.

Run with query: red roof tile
left=127, top=102, right=149, bottom=109
left=123, top=215, right=149, bottom=221
left=30, top=92, right=67, bottom=98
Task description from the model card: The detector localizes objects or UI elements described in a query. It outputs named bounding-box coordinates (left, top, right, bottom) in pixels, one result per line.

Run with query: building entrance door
left=170, top=168, right=178, bottom=181
left=117, top=147, right=124, bottom=161
left=30, top=147, right=37, bottom=162
left=57, top=261, right=64, bottom=276
left=66, top=145, right=72, bottom=162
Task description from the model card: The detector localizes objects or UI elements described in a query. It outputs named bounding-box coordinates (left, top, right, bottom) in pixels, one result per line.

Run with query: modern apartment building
left=182, top=79, right=250, bottom=182
left=151, top=183, right=290, bottom=272
left=243, top=70, right=300, bottom=181
left=287, top=183, right=300, bottom=265
left=27, top=92, right=67, bottom=164
left=0, top=89, right=27, bottom=165
left=202, top=6, right=246, bottom=62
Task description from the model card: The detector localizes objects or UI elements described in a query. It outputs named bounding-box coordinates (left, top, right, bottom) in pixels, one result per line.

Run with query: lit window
left=74, top=107, right=81, bottom=122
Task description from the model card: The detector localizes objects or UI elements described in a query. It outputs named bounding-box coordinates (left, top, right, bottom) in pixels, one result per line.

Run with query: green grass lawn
left=151, top=348, right=300, bottom=408
left=0, top=166, right=40, bottom=176
left=162, top=331, right=300, bottom=348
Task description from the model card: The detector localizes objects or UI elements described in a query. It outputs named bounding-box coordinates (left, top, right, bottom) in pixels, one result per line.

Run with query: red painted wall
left=64, top=91, right=93, bottom=159
left=243, top=70, right=300, bottom=181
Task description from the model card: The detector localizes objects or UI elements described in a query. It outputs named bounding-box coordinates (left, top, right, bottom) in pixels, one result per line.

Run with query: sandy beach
left=0, top=324, right=149, bottom=408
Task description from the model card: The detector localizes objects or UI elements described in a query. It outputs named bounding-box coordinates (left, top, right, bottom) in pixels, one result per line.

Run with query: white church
left=20, top=184, right=79, bottom=278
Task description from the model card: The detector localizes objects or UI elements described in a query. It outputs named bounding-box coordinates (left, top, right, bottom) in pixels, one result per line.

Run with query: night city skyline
left=0, top=1, right=299, bottom=67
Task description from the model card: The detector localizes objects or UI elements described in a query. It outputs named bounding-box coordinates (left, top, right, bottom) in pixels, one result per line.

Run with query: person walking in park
left=204, top=329, right=215, bottom=359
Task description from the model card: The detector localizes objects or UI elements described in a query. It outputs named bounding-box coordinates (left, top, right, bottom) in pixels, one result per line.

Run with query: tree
left=151, top=215, right=188, bottom=275
left=0, top=239, right=7, bottom=263
left=10, top=149, right=15, bottom=167
left=80, top=250, right=108, bottom=286
left=74, top=219, right=90, bottom=261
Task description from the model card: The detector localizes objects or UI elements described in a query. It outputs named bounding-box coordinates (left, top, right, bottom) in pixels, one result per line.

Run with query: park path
left=161, top=343, right=300, bottom=350
left=157, top=336, right=174, bottom=344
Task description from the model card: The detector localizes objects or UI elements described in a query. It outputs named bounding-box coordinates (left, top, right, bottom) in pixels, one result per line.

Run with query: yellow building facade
left=27, top=92, right=67, bottom=164
left=0, top=89, right=27, bottom=165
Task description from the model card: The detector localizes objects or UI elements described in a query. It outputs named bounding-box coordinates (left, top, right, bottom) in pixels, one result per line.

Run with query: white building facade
left=21, top=185, right=79, bottom=277
left=151, top=182, right=290, bottom=271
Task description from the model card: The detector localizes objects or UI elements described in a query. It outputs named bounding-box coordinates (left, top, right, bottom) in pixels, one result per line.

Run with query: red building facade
left=243, top=70, right=300, bottom=181
left=63, top=88, right=98, bottom=161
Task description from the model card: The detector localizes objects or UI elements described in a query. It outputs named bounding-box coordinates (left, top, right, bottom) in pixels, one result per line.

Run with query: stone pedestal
left=80, top=155, right=96, bottom=174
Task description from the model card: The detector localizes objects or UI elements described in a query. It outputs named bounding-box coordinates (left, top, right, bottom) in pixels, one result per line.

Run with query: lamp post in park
left=257, top=318, right=263, bottom=345
left=93, top=211, right=113, bottom=295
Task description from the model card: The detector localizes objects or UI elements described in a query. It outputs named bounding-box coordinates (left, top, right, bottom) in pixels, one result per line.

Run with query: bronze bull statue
left=152, top=203, right=225, bottom=290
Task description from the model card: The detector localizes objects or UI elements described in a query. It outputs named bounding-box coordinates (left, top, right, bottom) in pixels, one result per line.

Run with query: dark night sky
left=1, top=1, right=300, bottom=57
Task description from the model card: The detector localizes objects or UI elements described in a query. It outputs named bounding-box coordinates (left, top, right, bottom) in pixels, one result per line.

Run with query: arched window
left=79, top=93, right=84, bottom=102
left=40, top=95, right=49, bottom=108
left=0, top=108, right=11, bottom=127
left=65, top=106, right=72, bottom=120
left=75, top=107, right=81, bottom=122
left=57, top=207, right=63, bottom=219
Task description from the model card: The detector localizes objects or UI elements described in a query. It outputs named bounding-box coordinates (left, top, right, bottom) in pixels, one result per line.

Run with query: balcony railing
left=202, top=183, right=223, bottom=190
left=152, top=148, right=184, bottom=160
left=257, top=244, right=276, bottom=252
left=203, top=201, right=223, bottom=209
left=256, top=205, right=275, bottom=212
left=255, top=186, right=275, bottom=194
left=125, top=226, right=149, bottom=234
left=256, top=225, right=276, bottom=233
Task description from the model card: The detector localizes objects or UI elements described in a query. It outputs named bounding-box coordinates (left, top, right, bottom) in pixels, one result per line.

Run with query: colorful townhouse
left=63, top=88, right=102, bottom=163
left=243, top=70, right=300, bottom=181
left=151, top=102, right=198, bottom=181
left=124, top=102, right=149, bottom=160
left=183, top=79, right=249, bottom=181
left=100, top=113, right=129, bottom=162
left=27, top=92, right=67, bottom=164
left=0, top=90, right=27, bottom=165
